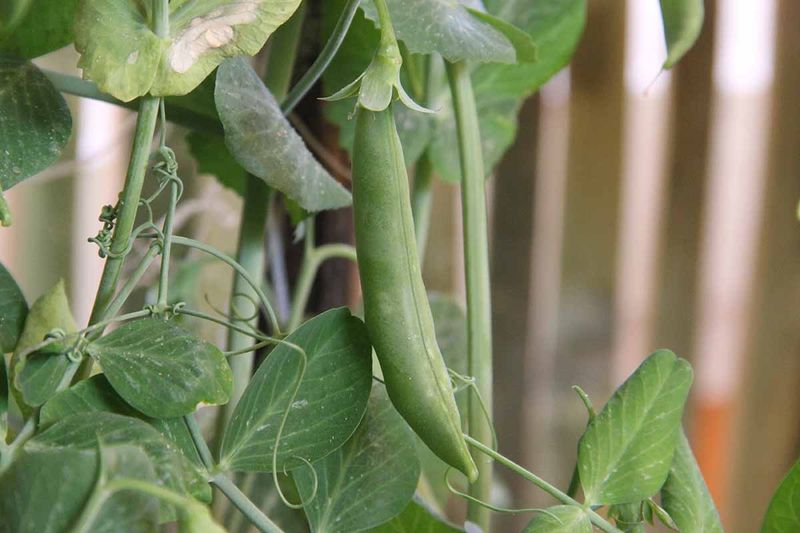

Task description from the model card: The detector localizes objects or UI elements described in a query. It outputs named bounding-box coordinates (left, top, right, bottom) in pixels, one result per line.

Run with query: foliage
left=0, top=1, right=764, bottom=533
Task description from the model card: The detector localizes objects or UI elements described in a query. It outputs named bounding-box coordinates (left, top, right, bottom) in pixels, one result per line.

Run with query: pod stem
left=446, top=60, right=494, bottom=530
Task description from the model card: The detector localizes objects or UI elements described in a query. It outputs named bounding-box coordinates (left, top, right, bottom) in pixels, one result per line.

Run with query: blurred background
left=1, top=1, right=798, bottom=532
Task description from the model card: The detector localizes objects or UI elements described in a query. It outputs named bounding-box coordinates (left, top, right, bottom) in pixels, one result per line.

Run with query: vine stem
left=446, top=60, right=494, bottom=530
left=183, top=414, right=215, bottom=472
left=464, top=435, right=623, bottom=533
left=212, top=473, right=284, bottom=533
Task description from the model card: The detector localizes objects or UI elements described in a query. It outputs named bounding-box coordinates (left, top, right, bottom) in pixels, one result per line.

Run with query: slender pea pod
left=659, top=0, right=704, bottom=69
left=352, top=106, right=478, bottom=481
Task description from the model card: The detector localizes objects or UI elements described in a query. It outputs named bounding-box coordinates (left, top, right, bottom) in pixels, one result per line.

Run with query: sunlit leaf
left=761, top=457, right=800, bottom=532
left=578, top=350, right=693, bottom=505
left=74, top=0, right=302, bottom=101
left=368, top=497, right=463, bottom=533
left=215, top=58, right=351, bottom=212
left=659, top=0, right=704, bottom=69
left=661, top=431, right=722, bottom=532
left=523, top=506, right=591, bottom=533
left=86, top=317, right=232, bottom=418
left=220, top=308, right=372, bottom=472
left=360, top=0, right=515, bottom=64
left=294, top=384, right=420, bottom=533
left=0, top=57, right=72, bottom=189
left=0, top=261, right=27, bottom=353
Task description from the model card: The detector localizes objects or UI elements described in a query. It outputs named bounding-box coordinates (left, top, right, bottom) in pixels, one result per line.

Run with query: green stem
left=78, top=95, right=160, bottom=380
left=281, top=0, right=361, bottom=114
left=446, top=60, right=494, bottom=530
left=101, top=243, right=160, bottom=322
left=212, top=473, right=284, bottom=533
left=410, top=152, right=434, bottom=263
left=464, top=435, right=623, bottom=533
left=156, top=180, right=178, bottom=308
left=184, top=414, right=215, bottom=471
left=265, top=2, right=306, bottom=101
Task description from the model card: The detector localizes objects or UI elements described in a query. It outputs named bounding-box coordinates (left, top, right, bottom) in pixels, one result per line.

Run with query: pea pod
left=352, top=105, right=478, bottom=481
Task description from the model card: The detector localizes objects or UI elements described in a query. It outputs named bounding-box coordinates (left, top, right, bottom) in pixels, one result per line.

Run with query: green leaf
left=578, top=350, right=693, bottom=505
left=29, top=412, right=210, bottom=513
left=465, top=8, right=537, bottom=63
left=432, top=0, right=586, bottom=182
left=84, top=443, right=161, bottom=533
left=0, top=0, right=79, bottom=58
left=179, top=501, right=227, bottom=533
left=40, top=374, right=211, bottom=502
left=215, top=58, right=351, bottom=212
left=661, top=431, right=722, bottom=532
left=523, top=506, right=592, bottom=533
left=10, top=279, right=76, bottom=414
left=764, top=457, right=800, bottom=533
left=0, top=57, right=72, bottom=190
left=368, top=497, right=463, bottom=533
left=0, top=354, right=7, bottom=436
left=0, top=447, right=98, bottom=533
left=74, top=0, right=302, bottom=101
left=220, top=307, right=372, bottom=472
left=294, top=384, right=420, bottom=533
left=86, top=317, right=232, bottom=418
left=0, top=261, right=27, bottom=352
left=659, top=0, right=704, bottom=69
left=360, top=0, right=515, bottom=64
left=187, top=130, right=247, bottom=195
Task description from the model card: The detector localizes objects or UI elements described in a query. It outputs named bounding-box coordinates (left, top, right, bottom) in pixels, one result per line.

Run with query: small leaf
left=763, top=457, right=800, bottom=533
left=0, top=57, right=72, bottom=190
left=0, top=447, right=98, bottom=533
left=74, top=0, right=303, bottom=101
left=86, top=317, right=232, bottom=418
left=40, top=374, right=211, bottom=502
left=360, top=0, right=516, bottom=64
left=10, top=279, right=76, bottom=414
left=578, top=350, right=693, bottom=505
left=215, top=58, right=351, bottom=212
left=220, top=307, right=372, bottom=472
left=0, top=0, right=79, bottom=58
left=29, top=412, right=210, bottom=513
left=659, top=0, right=704, bottom=69
left=660, top=431, right=723, bottom=532
left=294, top=384, right=420, bottom=533
left=369, top=497, right=463, bottom=533
left=0, top=261, right=27, bottom=352
left=523, top=506, right=592, bottom=533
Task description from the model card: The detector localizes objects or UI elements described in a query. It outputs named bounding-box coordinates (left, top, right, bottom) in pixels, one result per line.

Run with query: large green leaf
left=0, top=261, right=27, bottom=352
left=10, top=279, right=76, bottom=414
left=523, top=506, right=592, bottom=533
left=431, top=0, right=586, bottom=182
left=659, top=0, right=704, bottom=69
left=762, top=457, right=800, bottom=532
left=220, top=307, right=372, bottom=472
left=294, top=384, right=420, bottom=533
left=40, top=374, right=211, bottom=501
left=29, top=412, right=210, bottom=509
left=215, top=58, right=351, bottom=212
left=368, top=498, right=463, bottom=533
left=661, top=431, right=722, bottom=532
left=0, top=447, right=98, bottom=533
left=321, top=0, right=433, bottom=168
left=0, top=57, right=72, bottom=190
left=86, top=317, right=232, bottom=418
left=74, top=0, right=302, bottom=101
left=360, top=0, right=515, bottom=64
left=578, top=350, right=693, bottom=505
left=0, top=0, right=78, bottom=58
left=0, top=354, right=7, bottom=437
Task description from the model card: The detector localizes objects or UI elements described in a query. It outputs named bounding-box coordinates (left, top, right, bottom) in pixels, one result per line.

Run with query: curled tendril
left=271, top=340, right=309, bottom=508
left=444, top=468, right=562, bottom=522
left=276, top=456, right=318, bottom=510
left=229, top=292, right=261, bottom=322
left=448, top=368, right=499, bottom=451
left=89, top=203, right=118, bottom=258
left=202, top=293, right=261, bottom=330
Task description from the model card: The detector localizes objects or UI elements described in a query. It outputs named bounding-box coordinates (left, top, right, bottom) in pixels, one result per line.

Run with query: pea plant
left=1, top=0, right=798, bottom=532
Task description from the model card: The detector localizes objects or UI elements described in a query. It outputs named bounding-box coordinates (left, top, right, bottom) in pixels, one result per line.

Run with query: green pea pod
left=352, top=106, right=478, bottom=481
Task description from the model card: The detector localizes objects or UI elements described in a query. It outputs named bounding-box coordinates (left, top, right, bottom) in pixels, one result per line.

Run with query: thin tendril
left=278, top=456, right=318, bottom=509
left=448, top=368, right=498, bottom=450
left=444, top=469, right=561, bottom=522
